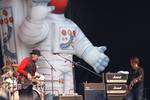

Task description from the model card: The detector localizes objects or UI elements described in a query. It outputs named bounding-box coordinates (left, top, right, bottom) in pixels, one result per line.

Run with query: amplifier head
left=105, top=73, right=128, bottom=83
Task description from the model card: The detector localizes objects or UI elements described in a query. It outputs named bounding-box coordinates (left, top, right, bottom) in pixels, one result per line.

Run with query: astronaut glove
left=93, top=46, right=109, bottom=73
left=82, top=46, right=109, bottom=73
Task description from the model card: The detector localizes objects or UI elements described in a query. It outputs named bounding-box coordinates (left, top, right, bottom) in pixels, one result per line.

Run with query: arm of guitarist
left=16, top=58, right=33, bottom=81
left=129, top=75, right=142, bottom=90
left=129, top=68, right=144, bottom=90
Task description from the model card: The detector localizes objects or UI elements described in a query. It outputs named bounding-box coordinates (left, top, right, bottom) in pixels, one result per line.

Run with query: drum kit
left=0, top=64, right=20, bottom=100
left=0, top=64, right=46, bottom=100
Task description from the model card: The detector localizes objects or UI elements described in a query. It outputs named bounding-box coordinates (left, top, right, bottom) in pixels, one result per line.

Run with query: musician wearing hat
left=16, top=49, right=41, bottom=100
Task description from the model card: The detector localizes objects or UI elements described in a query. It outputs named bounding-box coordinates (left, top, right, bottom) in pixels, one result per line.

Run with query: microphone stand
left=41, top=55, right=56, bottom=98
left=57, top=54, right=104, bottom=99
left=57, top=54, right=102, bottom=78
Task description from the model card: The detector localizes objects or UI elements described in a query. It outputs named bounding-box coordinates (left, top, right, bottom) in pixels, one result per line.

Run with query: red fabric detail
left=17, top=57, right=30, bottom=77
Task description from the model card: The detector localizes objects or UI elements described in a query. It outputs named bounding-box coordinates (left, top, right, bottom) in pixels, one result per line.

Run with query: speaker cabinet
left=84, top=83, right=106, bottom=100
left=106, top=84, right=128, bottom=96
left=84, top=90, right=106, bottom=100
left=59, top=95, right=83, bottom=100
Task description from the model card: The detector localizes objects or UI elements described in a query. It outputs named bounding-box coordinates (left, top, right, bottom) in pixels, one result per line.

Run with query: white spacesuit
left=19, top=0, right=109, bottom=97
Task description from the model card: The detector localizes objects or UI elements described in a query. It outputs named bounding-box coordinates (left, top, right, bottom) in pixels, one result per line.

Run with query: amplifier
left=85, top=90, right=106, bottom=100
left=106, top=84, right=128, bottom=96
left=83, top=83, right=106, bottom=100
left=106, top=73, right=128, bottom=83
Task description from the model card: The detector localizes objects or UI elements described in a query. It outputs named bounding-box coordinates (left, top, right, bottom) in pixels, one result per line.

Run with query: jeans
left=126, top=86, right=143, bottom=100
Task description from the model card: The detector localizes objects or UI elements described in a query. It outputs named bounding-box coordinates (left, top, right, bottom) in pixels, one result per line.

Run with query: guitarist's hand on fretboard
left=129, top=79, right=138, bottom=90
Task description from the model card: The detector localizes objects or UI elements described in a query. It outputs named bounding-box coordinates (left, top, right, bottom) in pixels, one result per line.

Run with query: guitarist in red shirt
left=126, top=57, right=144, bottom=100
left=17, top=49, right=41, bottom=100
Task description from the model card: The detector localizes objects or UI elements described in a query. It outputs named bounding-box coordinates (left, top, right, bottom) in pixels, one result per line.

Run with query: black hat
left=30, top=49, right=41, bottom=56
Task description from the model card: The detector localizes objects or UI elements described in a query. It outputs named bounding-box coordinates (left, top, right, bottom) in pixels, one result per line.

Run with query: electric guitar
left=17, top=73, right=64, bottom=90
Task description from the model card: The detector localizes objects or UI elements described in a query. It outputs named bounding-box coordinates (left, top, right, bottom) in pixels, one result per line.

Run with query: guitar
left=128, top=77, right=140, bottom=92
left=17, top=73, right=64, bottom=90
left=37, top=78, right=64, bottom=84
left=17, top=73, right=44, bottom=89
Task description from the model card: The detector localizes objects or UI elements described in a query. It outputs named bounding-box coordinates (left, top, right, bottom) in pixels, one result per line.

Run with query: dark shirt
left=127, top=67, right=144, bottom=89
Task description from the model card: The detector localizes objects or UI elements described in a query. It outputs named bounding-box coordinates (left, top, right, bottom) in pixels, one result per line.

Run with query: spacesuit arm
left=19, top=6, right=51, bottom=46
left=74, top=26, right=109, bottom=73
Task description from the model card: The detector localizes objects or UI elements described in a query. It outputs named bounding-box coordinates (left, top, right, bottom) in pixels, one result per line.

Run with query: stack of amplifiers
left=84, top=83, right=106, bottom=100
left=105, top=73, right=128, bottom=100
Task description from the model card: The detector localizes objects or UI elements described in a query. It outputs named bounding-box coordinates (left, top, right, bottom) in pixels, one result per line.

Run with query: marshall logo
left=113, top=75, right=122, bottom=79
left=113, top=86, right=122, bottom=90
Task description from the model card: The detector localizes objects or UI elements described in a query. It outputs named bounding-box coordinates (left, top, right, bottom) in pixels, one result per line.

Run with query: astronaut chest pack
left=52, top=23, right=77, bottom=54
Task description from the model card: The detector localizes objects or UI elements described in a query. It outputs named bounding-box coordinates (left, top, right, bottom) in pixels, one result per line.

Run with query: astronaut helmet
left=48, top=0, right=69, bottom=14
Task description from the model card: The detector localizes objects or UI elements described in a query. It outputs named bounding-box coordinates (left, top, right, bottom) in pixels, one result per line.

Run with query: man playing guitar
left=126, top=57, right=144, bottom=100
left=16, top=49, right=41, bottom=100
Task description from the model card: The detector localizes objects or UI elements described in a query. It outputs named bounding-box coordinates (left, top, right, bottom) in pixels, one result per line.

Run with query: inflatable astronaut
left=19, top=0, right=109, bottom=95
